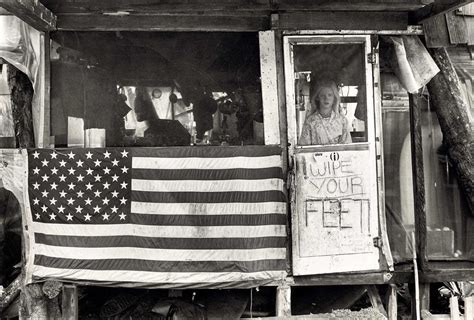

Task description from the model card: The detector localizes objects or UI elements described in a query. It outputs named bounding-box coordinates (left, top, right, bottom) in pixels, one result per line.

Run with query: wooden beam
left=0, top=274, right=22, bottom=313
left=0, top=0, right=56, bottom=31
left=366, top=286, right=387, bottom=318
left=289, top=271, right=413, bottom=286
left=56, top=13, right=270, bottom=31
left=34, top=0, right=428, bottom=14
left=413, top=0, right=473, bottom=24
left=274, top=12, right=409, bottom=30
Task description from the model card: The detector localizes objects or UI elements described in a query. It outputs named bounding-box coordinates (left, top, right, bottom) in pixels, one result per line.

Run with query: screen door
left=284, top=35, right=383, bottom=275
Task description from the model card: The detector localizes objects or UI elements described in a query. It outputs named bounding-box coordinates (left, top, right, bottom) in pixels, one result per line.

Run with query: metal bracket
left=367, top=49, right=378, bottom=64
left=373, top=236, right=383, bottom=248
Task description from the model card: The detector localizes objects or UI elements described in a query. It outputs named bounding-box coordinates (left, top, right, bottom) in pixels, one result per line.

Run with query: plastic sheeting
left=0, top=16, right=38, bottom=82
left=0, top=16, right=43, bottom=146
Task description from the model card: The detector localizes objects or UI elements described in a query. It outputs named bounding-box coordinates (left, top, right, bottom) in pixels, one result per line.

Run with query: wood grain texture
left=423, top=14, right=453, bottom=48
left=445, top=10, right=469, bottom=44
left=40, top=0, right=426, bottom=14
left=414, top=0, right=473, bottom=23
left=409, top=93, right=427, bottom=270
left=427, top=48, right=474, bottom=215
left=276, top=11, right=408, bottom=30
left=259, top=30, right=281, bottom=146
left=366, top=285, right=387, bottom=317
left=0, top=0, right=56, bottom=31
left=6, top=64, right=35, bottom=148
left=61, top=285, right=78, bottom=320
left=56, top=14, right=270, bottom=31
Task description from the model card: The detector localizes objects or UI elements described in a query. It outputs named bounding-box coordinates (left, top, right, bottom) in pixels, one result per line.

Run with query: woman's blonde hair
left=309, top=79, right=341, bottom=115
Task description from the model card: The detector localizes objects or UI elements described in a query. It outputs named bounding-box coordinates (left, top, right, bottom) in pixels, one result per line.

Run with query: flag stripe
left=130, top=213, right=288, bottom=226
left=131, top=202, right=287, bottom=215
left=31, top=223, right=287, bottom=238
left=132, top=167, right=283, bottom=181
left=131, top=191, right=286, bottom=203
left=131, top=146, right=282, bottom=158
left=26, top=147, right=288, bottom=287
left=132, top=156, right=282, bottom=170
left=34, top=245, right=286, bottom=261
left=34, top=234, right=287, bottom=249
left=131, top=178, right=284, bottom=193
left=34, top=255, right=287, bottom=273
left=32, top=266, right=287, bottom=284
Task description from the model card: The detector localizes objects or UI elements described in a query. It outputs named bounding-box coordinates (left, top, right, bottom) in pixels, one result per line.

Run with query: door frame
left=283, top=34, right=392, bottom=275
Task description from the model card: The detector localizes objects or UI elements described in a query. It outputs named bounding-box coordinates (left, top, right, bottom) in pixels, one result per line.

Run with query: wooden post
left=387, top=284, right=397, bottom=320
left=61, top=284, right=78, bottom=320
left=449, top=296, right=460, bottom=320
left=409, top=93, right=427, bottom=271
left=366, top=285, right=387, bottom=318
left=420, top=283, right=430, bottom=313
left=258, top=30, right=281, bottom=146
left=465, top=296, right=474, bottom=320
left=427, top=48, right=473, bottom=214
left=275, top=284, right=291, bottom=317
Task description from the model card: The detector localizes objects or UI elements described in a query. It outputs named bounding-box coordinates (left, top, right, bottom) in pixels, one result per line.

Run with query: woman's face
left=316, top=87, right=334, bottom=116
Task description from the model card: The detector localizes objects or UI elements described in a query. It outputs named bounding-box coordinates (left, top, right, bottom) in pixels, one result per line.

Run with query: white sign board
left=292, top=149, right=380, bottom=275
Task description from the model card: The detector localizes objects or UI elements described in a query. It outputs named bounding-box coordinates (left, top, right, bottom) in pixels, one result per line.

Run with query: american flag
left=25, top=147, right=288, bottom=287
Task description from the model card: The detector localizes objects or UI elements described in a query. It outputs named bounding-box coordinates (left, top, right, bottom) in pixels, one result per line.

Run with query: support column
left=409, top=93, right=427, bottom=270
left=275, top=284, right=291, bottom=317
left=427, top=48, right=473, bottom=213
left=61, top=284, right=78, bottom=320
left=387, top=284, right=397, bottom=320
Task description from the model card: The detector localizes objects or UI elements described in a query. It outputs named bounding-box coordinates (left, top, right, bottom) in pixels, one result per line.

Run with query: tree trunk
left=5, top=64, right=62, bottom=319
left=6, top=64, right=35, bottom=148
left=427, top=48, right=474, bottom=214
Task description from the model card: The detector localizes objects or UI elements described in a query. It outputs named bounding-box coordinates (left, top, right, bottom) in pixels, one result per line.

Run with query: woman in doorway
left=299, top=80, right=352, bottom=145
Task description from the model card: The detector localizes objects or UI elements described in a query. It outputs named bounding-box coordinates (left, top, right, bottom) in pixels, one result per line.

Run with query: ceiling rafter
left=0, top=0, right=56, bottom=31
left=413, top=0, right=474, bottom=23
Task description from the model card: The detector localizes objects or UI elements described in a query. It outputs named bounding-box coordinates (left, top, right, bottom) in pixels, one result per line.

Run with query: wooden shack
left=0, top=0, right=472, bottom=319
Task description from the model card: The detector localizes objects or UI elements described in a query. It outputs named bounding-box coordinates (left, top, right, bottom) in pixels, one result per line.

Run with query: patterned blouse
left=299, top=111, right=352, bottom=145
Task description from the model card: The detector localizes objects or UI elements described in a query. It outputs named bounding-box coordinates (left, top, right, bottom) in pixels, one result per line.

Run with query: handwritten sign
left=295, top=150, right=377, bottom=258
left=301, top=152, right=367, bottom=197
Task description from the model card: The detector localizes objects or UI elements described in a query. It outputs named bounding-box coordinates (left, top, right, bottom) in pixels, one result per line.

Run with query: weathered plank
left=445, top=10, right=469, bottom=44
left=366, top=285, right=387, bottom=317
left=465, top=296, right=474, bottom=320
left=456, top=3, right=474, bottom=15
left=275, top=11, right=409, bottom=30
left=275, top=284, right=291, bottom=317
left=37, top=32, right=51, bottom=148
left=38, top=0, right=427, bottom=14
left=0, top=0, right=56, bottom=31
left=61, top=284, right=78, bottom=320
left=387, top=284, right=397, bottom=320
left=409, top=93, right=427, bottom=270
left=423, top=13, right=453, bottom=48
left=414, top=0, right=473, bottom=23
left=0, top=274, right=21, bottom=313
left=56, top=13, right=270, bottom=31
left=259, top=30, right=280, bottom=146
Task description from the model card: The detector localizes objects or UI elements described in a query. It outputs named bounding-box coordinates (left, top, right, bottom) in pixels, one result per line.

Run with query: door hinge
left=368, top=50, right=378, bottom=65
left=373, top=237, right=383, bottom=248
